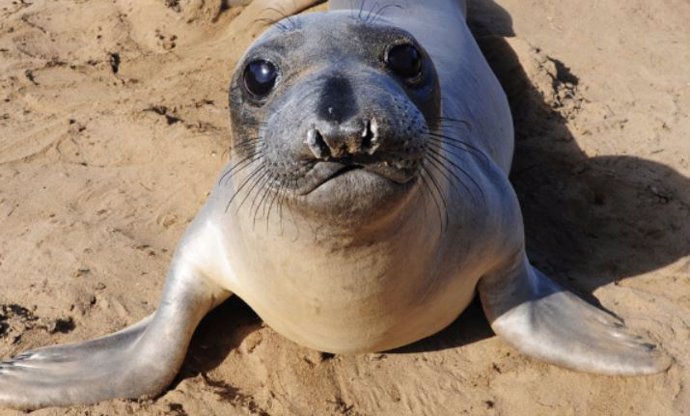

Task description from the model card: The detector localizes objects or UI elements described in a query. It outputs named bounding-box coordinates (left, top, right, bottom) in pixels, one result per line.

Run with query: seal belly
left=220, top=207, right=483, bottom=353
left=237, top=264, right=479, bottom=353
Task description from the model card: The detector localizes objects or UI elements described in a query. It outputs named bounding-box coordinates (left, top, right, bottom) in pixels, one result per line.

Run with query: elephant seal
left=0, top=0, right=670, bottom=410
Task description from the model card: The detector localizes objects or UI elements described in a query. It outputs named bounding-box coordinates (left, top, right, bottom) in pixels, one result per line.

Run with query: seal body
left=0, top=0, right=670, bottom=410
left=213, top=5, right=518, bottom=353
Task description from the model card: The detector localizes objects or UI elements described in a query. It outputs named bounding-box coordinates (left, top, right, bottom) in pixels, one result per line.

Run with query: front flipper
left=478, top=254, right=671, bottom=375
left=0, top=263, right=230, bottom=410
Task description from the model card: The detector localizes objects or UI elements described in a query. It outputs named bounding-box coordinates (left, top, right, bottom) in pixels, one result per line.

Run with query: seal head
left=229, top=14, right=441, bottom=226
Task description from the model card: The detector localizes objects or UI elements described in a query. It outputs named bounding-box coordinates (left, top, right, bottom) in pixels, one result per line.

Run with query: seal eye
left=386, top=44, right=423, bottom=79
left=243, top=60, right=278, bottom=98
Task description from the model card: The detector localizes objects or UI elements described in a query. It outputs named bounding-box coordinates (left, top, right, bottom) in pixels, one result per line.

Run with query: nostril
left=306, top=128, right=331, bottom=160
left=361, top=118, right=380, bottom=155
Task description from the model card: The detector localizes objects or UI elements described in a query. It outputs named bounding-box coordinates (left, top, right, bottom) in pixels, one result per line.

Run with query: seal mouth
left=298, top=160, right=416, bottom=195
left=324, top=164, right=364, bottom=182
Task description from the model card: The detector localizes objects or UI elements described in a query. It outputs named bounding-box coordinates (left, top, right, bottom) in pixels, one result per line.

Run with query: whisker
left=232, top=137, right=261, bottom=152
left=420, top=163, right=449, bottom=228
left=262, top=7, right=297, bottom=32
left=225, top=161, right=265, bottom=213
left=424, top=132, right=489, bottom=164
left=368, top=4, right=403, bottom=23
left=264, top=176, right=283, bottom=233
left=218, top=146, right=262, bottom=187
left=358, top=0, right=366, bottom=20
left=219, top=152, right=260, bottom=187
left=426, top=146, right=485, bottom=200
left=428, top=148, right=485, bottom=202
left=277, top=177, right=297, bottom=237
left=251, top=173, right=274, bottom=229
left=424, top=150, right=473, bottom=200
left=416, top=173, right=432, bottom=229
left=253, top=17, right=288, bottom=32
left=419, top=166, right=447, bottom=234
left=263, top=7, right=288, bottom=20
left=364, top=0, right=380, bottom=23
left=238, top=168, right=269, bottom=214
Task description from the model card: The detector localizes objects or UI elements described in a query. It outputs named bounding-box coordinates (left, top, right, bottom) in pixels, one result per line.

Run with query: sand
left=0, top=0, right=688, bottom=415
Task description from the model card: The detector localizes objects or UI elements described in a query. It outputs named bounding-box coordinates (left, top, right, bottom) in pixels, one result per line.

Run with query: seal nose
left=317, top=75, right=358, bottom=124
left=306, top=119, right=380, bottom=160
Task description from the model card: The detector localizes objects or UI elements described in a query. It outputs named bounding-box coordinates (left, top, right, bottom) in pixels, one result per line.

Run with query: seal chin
left=295, top=164, right=418, bottom=226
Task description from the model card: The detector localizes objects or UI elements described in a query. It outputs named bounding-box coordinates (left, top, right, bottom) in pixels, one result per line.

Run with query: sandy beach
left=0, top=1, right=688, bottom=414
